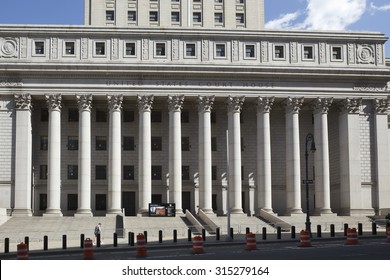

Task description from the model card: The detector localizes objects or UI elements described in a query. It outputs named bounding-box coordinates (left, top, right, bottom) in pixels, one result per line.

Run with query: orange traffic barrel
left=345, top=228, right=358, bottom=245
left=136, top=233, right=147, bottom=257
left=246, top=232, right=257, bottom=250
left=83, top=238, right=94, bottom=260
left=17, top=242, right=29, bottom=260
left=298, top=230, right=312, bottom=247
left=386, top=227, right=390, bottom=243
left=192, top=235, right=204, bottom=254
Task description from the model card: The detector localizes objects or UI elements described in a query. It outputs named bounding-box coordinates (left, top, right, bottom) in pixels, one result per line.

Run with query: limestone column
left=107, top=95, right=123, bottom=215
left=374, top=98, right=390, bottom=215
left=44, top=94, right=63, bottom=216
left=168, top=95, right=184, bottom=214
left=13, top=94, right=33, bottom=216
left=137, top=95, right=154, bottom=215
left=312, top=97, right=333, bottom=215
left=198, top=95, right=215, bottom=214
left=75, top=94, right=93, bottom=216
left=284, top=97, right=304, bottom=214
left=256, top=96, right=274, bottom=214
left=226, top=96, right=245, bottom=214
left=338, top=98, right=362, bottom=215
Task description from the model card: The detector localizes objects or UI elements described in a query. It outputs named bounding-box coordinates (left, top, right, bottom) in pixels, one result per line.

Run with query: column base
left=286, top=208, right=303, bottom=215
left=256, top=208, right=275, bottom=216
left=106, top=209, right=122, bottom=216
left=74, top=210, right=93, bottom=217
left=200, top=208, right=214, bottom=215
left=230, top=208, right=245, bottom=215
left=43, top=209, right=63, bottom=217
left=313, top=208, right=334, bottom=216
left=12, top=209, right=32, bottom=217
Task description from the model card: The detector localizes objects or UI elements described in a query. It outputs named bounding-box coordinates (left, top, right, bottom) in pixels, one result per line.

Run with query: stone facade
left=0, top=0, right=389, bottom=217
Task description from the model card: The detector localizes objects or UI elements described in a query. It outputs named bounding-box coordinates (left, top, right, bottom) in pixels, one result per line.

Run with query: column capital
left=14, top=94, right=32, bottom=111
left=137, top=95, right=154, bottom=112
left=283, top=97, right=304, bottom=113
left=374, top=98, right=390, bottom=114
left=167, top=95, right=185, bottom=112
left=226, top=95, right=245, bottom=113
left=198, top=95, right=215, bottom=112
left=256, top=96, right=275, bottom=113
left=311, top=97, right=333, bottom=114
left=338, top=98, right=362, bottom=114
left=45, top=94, right=62, bottom=111
left=76, top=94, right=93, bottom=111
left=107, top=94, right=123, bottom=111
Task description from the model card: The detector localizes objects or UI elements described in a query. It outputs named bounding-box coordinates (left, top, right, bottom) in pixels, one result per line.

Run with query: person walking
left=94, top=223, right=102, bottom=245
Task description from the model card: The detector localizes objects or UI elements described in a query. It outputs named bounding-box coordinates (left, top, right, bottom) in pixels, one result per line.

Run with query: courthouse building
left=0, top=0, right=389, bottom=218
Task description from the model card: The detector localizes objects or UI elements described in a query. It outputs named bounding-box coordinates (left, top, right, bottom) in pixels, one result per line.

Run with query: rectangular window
left=68, top=165, right=78, bottom=180
left=95, top=194, right=107, bottom=211
left=215, top=0, right=223, bottom=3
left=96, top=136, right=107, bottom=151
left=152, top=166, right=162, bottom=180
left=123, top=110, right=135, bottom=122
left=40, top=136, right=48, bottom=150
left=332, top=46, right=342, bottom=60
left=182, top=137, right=190, bottom=151
left=236, top=13, right=245, bottom=24
left=65, top=42, right=75, bottom=55
left=68, top=136, right=79, bottom=151
left=150, top=11, right=158, bottom=22
left=236, top=0, right=244, bottom=3
left=215, top=44, right=226, bottom=57
left=151, top=136, right=162, bottom=151
left=95, top=42, right=106, bottom=56
left=193, top=12, right=202, bottom=23
left=155, top=43, right=166, bottom=56
left=274, top=45, right=285, bottom=59
left=35, top=41, right=45, bottom=55
left=245, top=44, right=255, bottom=58
left=40, top=165, right=48, bottom=180
left=303, top=46, right=314, bottom=60
left=214, top=13, right=223, bottom=24
left=95, top=165, right=107, bottom=180
left=125, top=42, right=136, bottom=56
left=123, top=165, right=135, bottom=180
left=106, top=10, right=115, bottom=21
left=123, top=136, right=135, bottom=151
left=68, top=108, right=79, bottom=122
left=67, top=194, right=78, bottom=211
left=128, top=11, right=137, bottom=22
left=96, top=109, right=107, bottom=122
left=182, top=166, right=190, bottom=180
left=185, top=43, right=196, bottom=57
left=171, top=12, right=180, bottom=23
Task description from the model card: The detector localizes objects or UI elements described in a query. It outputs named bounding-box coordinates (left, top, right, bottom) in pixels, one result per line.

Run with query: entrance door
left=122, top=191, right=136, bottom=216
left=182, top=191, right=191, bottom=213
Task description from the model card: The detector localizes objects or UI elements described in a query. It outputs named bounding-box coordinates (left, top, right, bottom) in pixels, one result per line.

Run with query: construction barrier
left=298, top=230, right=312, bottom=247
left=246, top=232, right=257, bottom=251
left=83, top=238, right=94, bottom=260
left=17, top=242, right=29, bottom=260
left=386, top=227, right=390, bottom=243
left=345, top=228, right=358, bottom=245
left=136, top=233, right=147, bottom=257
left=192, top=235, right=204, bottom=254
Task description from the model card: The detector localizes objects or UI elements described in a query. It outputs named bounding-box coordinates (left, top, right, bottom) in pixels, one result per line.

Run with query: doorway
left=122, top=191, right=136, bottom=216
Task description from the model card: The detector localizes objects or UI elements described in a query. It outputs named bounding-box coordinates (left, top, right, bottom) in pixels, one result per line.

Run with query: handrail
left=198, top=209, right=218, bottom=233
left=185, top=210, right=203, bottom=234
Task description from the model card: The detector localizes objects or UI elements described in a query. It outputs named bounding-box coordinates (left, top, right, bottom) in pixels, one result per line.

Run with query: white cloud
left=266, top=0, right=368, bottom=31
left=370, top=2, right=390, bottom=11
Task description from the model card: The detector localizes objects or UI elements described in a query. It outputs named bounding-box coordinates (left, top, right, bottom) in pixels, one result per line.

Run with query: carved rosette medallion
left=284, top=97, right=304, bottom=113
left=137, top=95, right=154, bottom=112
left=45, top=94, right=62, bottom=111
left=256, top=96, right=275, bottom=113
left=226, top=96, right=245, bottom=113
left=374, top=98, right=389, bottom=115
left=0, top=38, right=18, bottom=58
left=14, top=94, right=32, bottom=110
left=168, top=95, right=184, bottom=112
left=198, top=95, right=215, bottom=113
left=76, top=94, right=93, bottom=111
left=357, top=44, right=375, bottom=64
left=107, top=94, right=123, bottom=111
left=311, top=97, right=333, bottom=114
left=338, top=98, right=362, bottom=114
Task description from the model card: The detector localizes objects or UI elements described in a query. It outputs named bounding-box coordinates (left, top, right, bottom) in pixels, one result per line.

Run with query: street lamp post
left=305, top=133, right=316, bottom=233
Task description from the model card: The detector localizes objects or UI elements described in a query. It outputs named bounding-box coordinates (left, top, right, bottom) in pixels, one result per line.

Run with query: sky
left=0, top=0, right=389, bottom=56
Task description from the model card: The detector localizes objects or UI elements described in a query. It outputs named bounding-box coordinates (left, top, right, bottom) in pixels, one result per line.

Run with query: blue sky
left=0, top=0, right=389, bottom=56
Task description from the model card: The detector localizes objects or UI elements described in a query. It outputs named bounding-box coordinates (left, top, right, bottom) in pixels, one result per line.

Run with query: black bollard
left=4, top=238, right=9, bottom=254
left=358, top=223, right=363, bottom=236
left=187, top=229, right=192, bottom=242
left=262, top=227, right=267, bottom=240
left=317, top=225, right=322, bottom=238
left=159, top=230, right=163, bottom=243
left=344, top=223, right=348, bottom=236
left=97, top=233, right=101, bottom=247
left=372, top=222, right=377, bottom=235
left=330, top=224, right=335, bottom=237
left=216, top=227, right=220, bottom=241
left=113, top=233, right=118, bottom=247
left=291, top=226, right=296, bottom=239
left=129, top=232, right=135, bottom=246
left=80, top=234, right=85, bottom=248
left=173, top=229, right=177, bottom=243
left=246, top=227, right=250, bottom=235
left=144, top=231, right=148, bottom=243
left=202, top=228, right=206, bottom=241
left=44, top=235, right=48, bottom=250
left=277, top=227, right=282, bottom=239
left=230, top=227, right=234, bottom=240
left=24, top=236, right=29, bottom=251
left=62, top=235, right=67, bottom=250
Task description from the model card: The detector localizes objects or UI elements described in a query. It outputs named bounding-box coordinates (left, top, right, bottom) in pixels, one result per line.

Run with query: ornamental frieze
left=0, top=38, right=18, bottom=58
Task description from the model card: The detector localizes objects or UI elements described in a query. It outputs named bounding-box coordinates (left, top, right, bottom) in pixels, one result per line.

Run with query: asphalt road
left=2, top=237, right=389, bottom=260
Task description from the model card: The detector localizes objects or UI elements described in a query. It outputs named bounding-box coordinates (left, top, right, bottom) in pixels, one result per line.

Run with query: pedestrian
left=94, top=223, right=102, bottom=245
left=386, top=213, right=390, bottom=227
